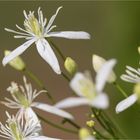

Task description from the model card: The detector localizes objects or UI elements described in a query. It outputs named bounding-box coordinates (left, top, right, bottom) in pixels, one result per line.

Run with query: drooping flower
left=55, top=59, right=116, bottom=109
left=92, top=54, right=116, bottom=83
left=2, top=6, right=90, bottom=74
left=116, top=65, right=140, bottom=113
left=1, top=76, right=74, bottom=128
left=0, top=112, right=60, bottom=140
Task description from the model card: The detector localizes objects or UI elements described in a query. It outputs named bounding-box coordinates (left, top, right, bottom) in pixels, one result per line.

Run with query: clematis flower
left=2, top=6, right=90, bottom=74
left=116, top=65, right=140, bottom=113
left=0, top=112, right=60, bottom=140
left=92, top=54, right=116, bottom=83
left=1, top=76, right=74, bottom=130
left=55, top=59, right=116, bottom=109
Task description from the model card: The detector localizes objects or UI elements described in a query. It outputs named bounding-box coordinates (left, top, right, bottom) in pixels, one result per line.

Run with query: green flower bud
left=79, top=128, right=91, bottom=140
left=134, top=83, right=140, bottom=100
left=64, top=57, right=77, bottom=75
left=92, top=54, right=116, bottom=83
left=138, top=46, right=140, bottom=54
left=4, top=50, right=26, bottom=71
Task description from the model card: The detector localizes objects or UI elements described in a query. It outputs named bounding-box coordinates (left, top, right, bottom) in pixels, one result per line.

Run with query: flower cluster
left=1, top=5, right=138, bottom=140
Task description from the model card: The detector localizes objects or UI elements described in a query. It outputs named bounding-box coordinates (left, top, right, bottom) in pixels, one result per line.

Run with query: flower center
left=13, top=91, right=30, bottom=108
left=9, top=121, right=23, bottom=140
left=24, top=14, right=42, bottom=37
left=7, top=82, right=30, bottom=108
left=79, top=79, right=96, bottom=100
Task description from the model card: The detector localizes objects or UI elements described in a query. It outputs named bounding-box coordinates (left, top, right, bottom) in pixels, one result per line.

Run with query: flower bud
left=79, top=128, right=94, bottom=140
left=138, top=46, right=140, bottom=54
left=86, top=120, right=95, bottom=127
left=134, top=83, right=140, bottom=100
left=64, top=57, right=77, bottom=75
left=92, top=54, right=116, bottom=82
left=4, top=50, right=26, bottom=71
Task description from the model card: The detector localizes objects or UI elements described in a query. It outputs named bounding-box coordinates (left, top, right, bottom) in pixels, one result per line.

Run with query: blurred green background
left=0, top=1, right=140, bottom=139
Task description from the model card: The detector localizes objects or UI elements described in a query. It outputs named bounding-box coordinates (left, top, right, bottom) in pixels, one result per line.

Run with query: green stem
left=37, top=114, right=78, bottom=134
left=23, top=68, right=55, bottom=104
left=113, top=81, right=128, bottom=98
left=101, top=111, right=126, bottom=138
left=92, top=127, right=109, bottom=139
left=61, top=71, right=71, bottom=82
left=49, top=40, right=66, bottom=61
left=91, top=108, right=117, bottom=138
left=62, top=118, right=80, bottom=129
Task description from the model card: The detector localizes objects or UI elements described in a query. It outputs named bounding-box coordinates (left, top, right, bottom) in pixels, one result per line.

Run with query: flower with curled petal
left=2, top=6, right=90, bottom=74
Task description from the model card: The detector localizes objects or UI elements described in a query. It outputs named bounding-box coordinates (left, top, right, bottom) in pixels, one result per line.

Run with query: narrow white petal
left=47, top=31, right=90, bottom=39
left=31, top=136, right=61, bottom=140
left=70, top=72, right=86, bottom=97
left=55, top=97, right=89, bottom=109
left=36, top=38, right=61, bottom=74
left=2, top=38, right=35, bottom=66
left=91, top=93, right=109, bottom=109
left=24, top=108, right=41, bottom=129
left=95, top=59, right=117, bottom=92
left=46, top=6, right=63, bottom=32
left=32, top=102, right=74, bottom=120
left=116, top=94, right=137, bottom=113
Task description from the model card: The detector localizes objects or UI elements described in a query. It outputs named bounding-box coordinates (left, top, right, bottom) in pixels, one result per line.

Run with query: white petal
left=55, top=97, right=89, bottom=109
left=47, top=31, right=90, bottom=39
left=30, top=136, right=61, bottom=140
left=95, top=59, right=117, bottom=92
left=116, top=94, right=138, bottom=113
left=24, top=108, right=41, bottom=128
left=36, top=38, right=61, bottom=74
left=2, top=39, right=35, bottom=66
left=91, top=93, right=109, bottom=109
left=46, top=6, right=63, bottom=32
left=70, top=72, right=86, bottom=97
left=32, top=102, right=74, bottom=120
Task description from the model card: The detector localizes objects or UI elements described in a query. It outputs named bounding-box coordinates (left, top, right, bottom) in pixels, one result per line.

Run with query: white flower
left=116, top=66, right=140, bottom=113
left=2, top=6, right=90, bottom=74
left=1, top=76, right=74, bottom=129
left=92, top=54, right=116, bottom=83
left=55, top=59, right=116, bottom=109
left=0, top=112, right=60, bottom=140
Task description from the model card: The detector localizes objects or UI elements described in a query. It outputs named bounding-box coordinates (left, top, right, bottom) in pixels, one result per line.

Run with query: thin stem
left=61, top=71, right=70, bottom=82
left=92, top=127, right=109, bottom=139
left=23, top=68, right=55, bottom=103
left=91, top=108, right=117, bottom=138
left=101, top=111, right=127, bottom=138
left=113, top=81, right=128, bottom=98
left=49, top=40, right=66, bottom=61
left=37, top=114, right=78, bottom=134
left=62, top=118, right=80, bottom=129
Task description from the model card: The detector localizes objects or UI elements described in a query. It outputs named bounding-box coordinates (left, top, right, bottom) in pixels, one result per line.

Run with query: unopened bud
left=86, top=120, right=95, bottom=127
left=134, top=83, right=140, bottom=100
left=64, top=57, right=77, bottom=75
left=92, top=54, right=116, bottom=82
left=4, top=50, right=25, bottom=71
left=138, top=46, right=140, bottom=54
